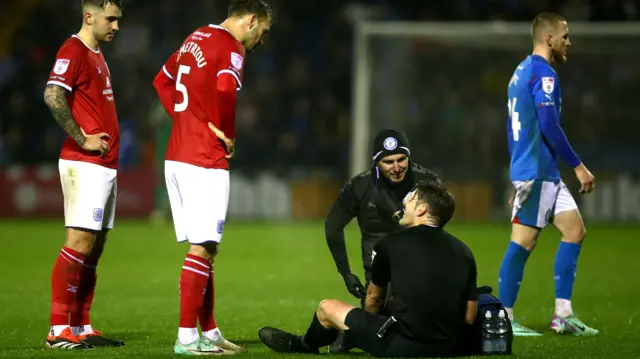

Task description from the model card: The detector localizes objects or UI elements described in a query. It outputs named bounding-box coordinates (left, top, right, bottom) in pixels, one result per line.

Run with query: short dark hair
left=228, top=0, right=272, bottom=20
left=414, top=181, right=456, bottom=227
left=531, top=12, right=566, bottom=40
left=82, top=0, right=123, bottom=10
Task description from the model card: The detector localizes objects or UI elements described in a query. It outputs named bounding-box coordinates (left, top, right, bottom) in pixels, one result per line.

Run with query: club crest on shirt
left=54, top=59, right=70, bottom=75
left=216, top=220, right=225, bottom=234
left=542, top=77, right=554, bottom=94
left=93, top=208, right=104, bottom=222
left=230, top=52, right=243, bottom=70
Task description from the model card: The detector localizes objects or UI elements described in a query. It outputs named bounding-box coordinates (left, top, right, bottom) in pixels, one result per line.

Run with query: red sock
left=70, top=259, right=97, bottom=328
left=179, top=254, right=210, bottom=328
left=199, top=264, right=217, bottom=331
left=50, top=247, right=86, bottom=327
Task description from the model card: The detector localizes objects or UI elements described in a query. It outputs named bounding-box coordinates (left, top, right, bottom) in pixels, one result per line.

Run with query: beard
left=552, top=49, right=567, bottom=64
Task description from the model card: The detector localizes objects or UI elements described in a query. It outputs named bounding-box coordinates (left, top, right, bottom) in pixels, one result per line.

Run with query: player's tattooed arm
left=44, top=84, right=85, bottom=147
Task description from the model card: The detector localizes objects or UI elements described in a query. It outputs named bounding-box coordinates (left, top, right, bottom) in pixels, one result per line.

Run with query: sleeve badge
left=542, top=76, right=555, bottom=94
left=53, top=59, right=70, bottom=75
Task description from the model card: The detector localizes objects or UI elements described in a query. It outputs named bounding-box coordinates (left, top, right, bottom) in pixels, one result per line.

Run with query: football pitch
left=0, top=219, right=639, bottom=358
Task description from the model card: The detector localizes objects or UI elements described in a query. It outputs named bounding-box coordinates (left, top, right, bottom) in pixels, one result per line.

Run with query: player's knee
left=188, top=242, right=218, bottom=262
left=511, top=236, right=537, bottom=251
left=65, top=227, right=97, bottom=255
left=317, top=299, right=329, bottom=315
left=317, top=299, right=333, bottom=324
left=511, top=224, right=539, bottom=251
left=318, top=299, right=341, bottom=317
left=565, top=225, right=587, bottom=244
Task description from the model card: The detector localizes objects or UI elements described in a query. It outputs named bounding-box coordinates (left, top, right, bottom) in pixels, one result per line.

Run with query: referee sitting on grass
left=259, top=181, right=479, bottom=358
left=325, top=129, right=440, bottom=353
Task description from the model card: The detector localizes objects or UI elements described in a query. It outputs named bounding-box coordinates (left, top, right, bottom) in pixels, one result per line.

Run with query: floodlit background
left=1, top=1, right=639, bottom=358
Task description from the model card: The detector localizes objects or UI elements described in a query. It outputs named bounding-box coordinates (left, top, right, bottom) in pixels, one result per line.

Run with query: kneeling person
left=259, top=181, right=478, bottom=357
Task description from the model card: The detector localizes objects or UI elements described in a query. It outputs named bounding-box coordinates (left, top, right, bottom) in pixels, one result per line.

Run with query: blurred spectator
left=0, top=0, right=639, bottom=185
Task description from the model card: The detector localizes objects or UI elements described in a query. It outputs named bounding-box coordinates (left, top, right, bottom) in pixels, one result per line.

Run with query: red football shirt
left=47, top=35, right=120, bottom=169
left=162, top=25, right=245, bottom=169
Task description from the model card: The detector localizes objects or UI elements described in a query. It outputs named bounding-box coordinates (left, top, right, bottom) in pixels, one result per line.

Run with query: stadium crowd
left=1, top=0, right=638, bottom=183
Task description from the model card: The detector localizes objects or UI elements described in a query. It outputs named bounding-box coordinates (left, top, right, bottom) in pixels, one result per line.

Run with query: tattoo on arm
left=44, top=85, right=85, bottom=147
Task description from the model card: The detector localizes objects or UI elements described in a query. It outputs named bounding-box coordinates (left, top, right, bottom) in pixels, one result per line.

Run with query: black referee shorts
left=344, top=308, right=456, bottom=358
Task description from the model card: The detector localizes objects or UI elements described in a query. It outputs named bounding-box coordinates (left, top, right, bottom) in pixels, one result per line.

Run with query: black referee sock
left=301, top=313, right=339, bottom=349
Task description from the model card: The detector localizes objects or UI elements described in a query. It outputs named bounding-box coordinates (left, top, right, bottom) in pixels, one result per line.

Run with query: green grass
left=0, top=219, right=639, bottom=358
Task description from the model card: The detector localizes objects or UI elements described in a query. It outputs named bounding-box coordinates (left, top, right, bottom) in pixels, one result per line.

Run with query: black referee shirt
left=371, top=225, right=478, bottom=345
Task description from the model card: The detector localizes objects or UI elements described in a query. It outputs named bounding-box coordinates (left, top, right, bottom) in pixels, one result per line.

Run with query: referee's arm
left=464, top=256, right=479, bottom=325
left=325, top=179, right=359, bottom=275
left=365, top=241, right=390, bottom=314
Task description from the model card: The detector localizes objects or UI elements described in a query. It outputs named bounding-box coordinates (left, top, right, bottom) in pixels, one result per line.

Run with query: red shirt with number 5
left=155, top=25, right=244, bottom=170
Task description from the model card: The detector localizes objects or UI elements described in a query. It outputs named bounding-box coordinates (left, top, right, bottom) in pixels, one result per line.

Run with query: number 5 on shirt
left=174, top=65, right=191, bottom=112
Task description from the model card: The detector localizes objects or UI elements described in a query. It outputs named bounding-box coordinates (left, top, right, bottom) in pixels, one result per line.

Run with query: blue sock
left=498, top=242, right=531, bottom=308
left=554, top=242, right=582, bottom=300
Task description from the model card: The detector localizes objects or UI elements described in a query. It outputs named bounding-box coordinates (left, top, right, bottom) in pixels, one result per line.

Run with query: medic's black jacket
left=324, top=162, right=441, bottom=279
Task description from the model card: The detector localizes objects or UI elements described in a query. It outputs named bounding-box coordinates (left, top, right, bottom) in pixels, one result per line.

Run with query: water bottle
left=481, top=310, right=496, bottom=354
left=496, top=310, right=510, bottom=334
left=481, top=309, right=512, bottom=355
left=495, top=310, right=513, bottom=354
